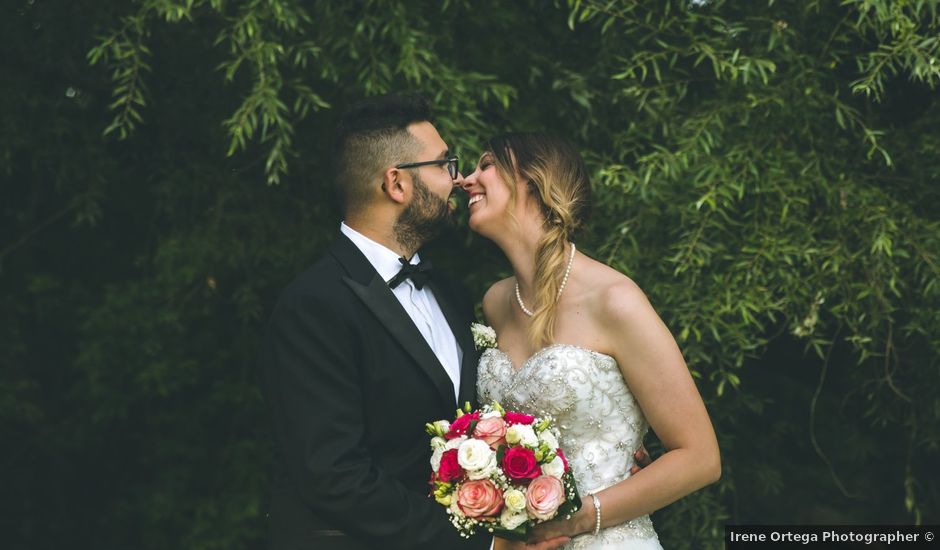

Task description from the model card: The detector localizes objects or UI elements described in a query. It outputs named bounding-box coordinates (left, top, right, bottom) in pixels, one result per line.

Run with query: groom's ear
left=381, top=167, right=409, bottom=204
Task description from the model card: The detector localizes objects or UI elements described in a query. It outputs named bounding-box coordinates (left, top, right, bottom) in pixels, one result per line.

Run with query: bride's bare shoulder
left=597, top=277, right=659, bottom=336
left=482, top=277, right=514, bottom=331
left=578, top=255, right=651, bottom=320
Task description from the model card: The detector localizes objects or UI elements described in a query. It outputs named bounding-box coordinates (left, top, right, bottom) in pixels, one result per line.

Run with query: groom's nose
left=459, top=172, right=476, bottom=191
left=453, top=171, right=465, bottom=187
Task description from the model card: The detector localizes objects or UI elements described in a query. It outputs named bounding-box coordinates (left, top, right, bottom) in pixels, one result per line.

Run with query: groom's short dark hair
left=333, top=94, right=433, bottom=216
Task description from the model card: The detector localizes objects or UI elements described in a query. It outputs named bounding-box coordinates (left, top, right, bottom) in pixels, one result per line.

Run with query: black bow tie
left=387, top=257, right=433, bottom=290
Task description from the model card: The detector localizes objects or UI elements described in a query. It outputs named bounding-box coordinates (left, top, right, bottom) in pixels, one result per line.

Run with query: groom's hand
left=629, top=444, right=653, bottom=475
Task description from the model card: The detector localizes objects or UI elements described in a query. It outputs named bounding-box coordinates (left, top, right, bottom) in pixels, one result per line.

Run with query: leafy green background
left=3, top=1, right=938, bottom=548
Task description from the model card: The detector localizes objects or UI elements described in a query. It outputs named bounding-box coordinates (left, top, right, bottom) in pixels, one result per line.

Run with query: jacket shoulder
left=272, top=252, right=351, bottom=314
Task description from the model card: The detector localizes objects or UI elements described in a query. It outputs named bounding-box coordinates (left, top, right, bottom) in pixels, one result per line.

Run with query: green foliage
left=2, top=1, right=938, bottom=549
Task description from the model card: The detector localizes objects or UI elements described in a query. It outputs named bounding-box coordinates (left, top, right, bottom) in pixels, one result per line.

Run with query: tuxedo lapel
left=330, top=235, right=456, bottom=408
left=427, top=280, right=479, bottom=409
left=457, top=335, right=480, bottom=409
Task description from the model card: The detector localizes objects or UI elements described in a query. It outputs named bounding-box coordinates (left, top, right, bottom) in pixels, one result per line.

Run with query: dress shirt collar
left=340, top=222, right=422, bottom=284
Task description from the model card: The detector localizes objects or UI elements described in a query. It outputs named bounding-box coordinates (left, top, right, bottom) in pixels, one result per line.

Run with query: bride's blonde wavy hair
left=484, top=133, right=592, bottom=347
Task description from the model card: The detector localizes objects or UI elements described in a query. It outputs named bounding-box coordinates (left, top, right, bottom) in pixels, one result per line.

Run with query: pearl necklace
left=515, top=242, right=576, bottom=317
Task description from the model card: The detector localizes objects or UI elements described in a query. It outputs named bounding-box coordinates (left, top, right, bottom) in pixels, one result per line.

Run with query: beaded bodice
left=477, top=344, right=662, bottom=548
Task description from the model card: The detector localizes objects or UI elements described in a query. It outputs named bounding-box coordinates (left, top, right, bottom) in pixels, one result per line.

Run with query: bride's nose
left=459, top=170, right=475, bottom=190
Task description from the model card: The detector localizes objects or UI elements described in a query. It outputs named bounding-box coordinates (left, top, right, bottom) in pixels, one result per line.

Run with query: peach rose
left=525, top=475, right=565, bottom=521
left=473, top=416, right=507, bottom=449
left=456, top=479, right=504, bottom=519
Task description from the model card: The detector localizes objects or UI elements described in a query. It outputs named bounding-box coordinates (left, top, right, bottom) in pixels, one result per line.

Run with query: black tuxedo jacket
left=261, top=234, right=490, bottom=550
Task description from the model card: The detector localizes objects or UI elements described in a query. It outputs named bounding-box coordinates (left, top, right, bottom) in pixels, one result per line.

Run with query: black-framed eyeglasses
left=395, top=156, right=460, bottom=180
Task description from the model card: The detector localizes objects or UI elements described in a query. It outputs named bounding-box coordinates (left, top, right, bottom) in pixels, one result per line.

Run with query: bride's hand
left=528, top=503, right=595, bottom=543
left=629, top=445, right=653, bottom=475
left=494, top=535, right=570, bottom=550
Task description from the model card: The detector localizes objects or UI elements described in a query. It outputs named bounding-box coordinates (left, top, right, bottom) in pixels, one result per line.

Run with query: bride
left=460, top=133, right=721, bottom=549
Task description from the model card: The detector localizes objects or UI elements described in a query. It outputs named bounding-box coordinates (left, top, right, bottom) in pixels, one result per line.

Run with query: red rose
left=504, top=411, right=535, bottom=425
left=445, top=412, right=480, bottom=440
left=556, top=448, right=570, bottom=472
left=438, top=449, right=464, bottom=482
left=502, top=446, right=541, bottom=481
left=457, top=479, right=504, bottom=518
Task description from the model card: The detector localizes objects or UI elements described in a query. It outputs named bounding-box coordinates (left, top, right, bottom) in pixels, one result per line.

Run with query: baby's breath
left=470, top=323, right=498, bottom=350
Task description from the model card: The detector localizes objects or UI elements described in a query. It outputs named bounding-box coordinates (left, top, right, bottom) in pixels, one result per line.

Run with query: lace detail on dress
left=477, top=344, right=663, bottom=549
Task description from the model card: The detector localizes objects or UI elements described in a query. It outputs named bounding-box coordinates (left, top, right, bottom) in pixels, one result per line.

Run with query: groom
left=260, top=94, right=569, bottom=550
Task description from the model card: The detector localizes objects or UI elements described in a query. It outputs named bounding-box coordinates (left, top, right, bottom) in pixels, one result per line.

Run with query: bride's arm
left=535, top=279, right=721, bottom=539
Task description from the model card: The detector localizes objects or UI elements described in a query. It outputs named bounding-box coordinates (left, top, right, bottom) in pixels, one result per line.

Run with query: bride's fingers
left=634, top=446, right=652, bottom=467
left=529, top=522, right=568, bottom=543
left=527, top=535, right=570, bottom=549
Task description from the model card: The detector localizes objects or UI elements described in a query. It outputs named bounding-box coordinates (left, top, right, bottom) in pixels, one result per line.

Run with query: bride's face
left=461, top=151, right=518, bottom=236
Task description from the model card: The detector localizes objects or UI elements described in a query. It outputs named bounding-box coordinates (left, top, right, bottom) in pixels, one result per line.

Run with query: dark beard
left=394, top=173, right=453, bottom=253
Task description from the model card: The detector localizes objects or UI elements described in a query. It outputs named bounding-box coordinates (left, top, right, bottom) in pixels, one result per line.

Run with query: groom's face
left=394, top=122, right=460, bottom=246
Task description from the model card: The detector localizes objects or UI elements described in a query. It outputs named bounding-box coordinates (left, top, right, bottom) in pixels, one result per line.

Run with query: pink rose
left=525, top=475, right=565, bottom=521
left=446, top=412, right=480, bottom=440
left=473, top=417, right=507, bottom=449
left=502, top=446, right=541, bottom=481
left=437, top=449, right=464, bottom=482
left=504, top=411, right=535, bottom=425
left=457, top=479, right=504, bottom=518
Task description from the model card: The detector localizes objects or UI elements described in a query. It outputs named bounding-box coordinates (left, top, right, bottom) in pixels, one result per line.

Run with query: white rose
left=503, top=488, right=527, bottom=512
left=500, top=506, right=528, bottom=530
left=449, top=498, right=465, bottom=517
left=481, top=409, right=502, bottom=419
left=457, top=438, right=495, bottom=472
left=539, top=430, right=559, bottom=450
left=430, top=436, right=447, bottom=451
left=506, top=424, right=538, bottom=448
left=430, top=447, right=444, bottom=472
left=444, top=436, right=467, bottom=452
left=466, top=453, right=498, bottom=480
left=541, top=455, right=565, bottom=479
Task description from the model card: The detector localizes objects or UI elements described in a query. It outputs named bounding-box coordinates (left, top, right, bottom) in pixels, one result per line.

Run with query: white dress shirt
left=340, top=222, right=462, bottom=401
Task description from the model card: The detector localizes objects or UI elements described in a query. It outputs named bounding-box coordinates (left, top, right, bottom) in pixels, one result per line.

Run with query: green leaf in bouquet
left=557, top=471, right=583, bottom=518
left=496, top=444, right=508, bottom=463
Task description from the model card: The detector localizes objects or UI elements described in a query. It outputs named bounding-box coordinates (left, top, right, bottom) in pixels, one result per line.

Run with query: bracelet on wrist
left=590, top=493, right=602, bottom=536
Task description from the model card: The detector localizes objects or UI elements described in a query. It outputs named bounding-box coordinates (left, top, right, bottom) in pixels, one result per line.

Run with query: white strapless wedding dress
left=477, top=344, right=663, bottom=549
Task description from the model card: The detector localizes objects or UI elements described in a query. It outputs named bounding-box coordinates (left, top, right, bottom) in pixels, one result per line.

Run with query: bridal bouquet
left=426, top=402, right=581, bottom=540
